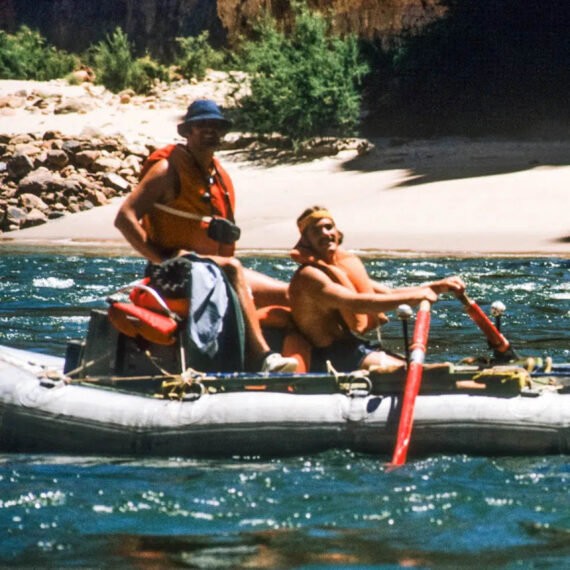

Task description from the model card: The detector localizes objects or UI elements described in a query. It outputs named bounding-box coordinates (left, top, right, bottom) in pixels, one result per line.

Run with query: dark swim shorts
left=310, top=336, right=377, bottom=372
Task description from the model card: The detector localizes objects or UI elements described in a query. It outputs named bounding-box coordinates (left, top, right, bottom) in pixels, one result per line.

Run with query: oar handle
left=390, top=299, right=431, bottom=466
left=455, top=292, right=512, bottom=354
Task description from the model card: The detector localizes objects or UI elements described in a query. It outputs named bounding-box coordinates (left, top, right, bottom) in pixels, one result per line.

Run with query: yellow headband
left=297, top=209, right=335, bottom=234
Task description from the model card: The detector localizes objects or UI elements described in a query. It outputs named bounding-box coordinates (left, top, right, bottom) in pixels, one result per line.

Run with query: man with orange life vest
left=114, top=99, right=297, bottom=373
left=288, top=206, right=466, bottom=372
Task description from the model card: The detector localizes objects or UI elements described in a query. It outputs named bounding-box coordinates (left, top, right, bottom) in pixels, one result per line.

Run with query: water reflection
left=107, top=525, right=570, bottom=568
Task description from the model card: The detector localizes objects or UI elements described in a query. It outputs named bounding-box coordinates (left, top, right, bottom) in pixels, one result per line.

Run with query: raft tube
left=1, top=345, right=568, bottom=458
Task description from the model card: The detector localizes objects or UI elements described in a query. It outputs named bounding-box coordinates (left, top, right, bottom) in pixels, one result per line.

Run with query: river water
left=0, top=254, right=569, bottom=567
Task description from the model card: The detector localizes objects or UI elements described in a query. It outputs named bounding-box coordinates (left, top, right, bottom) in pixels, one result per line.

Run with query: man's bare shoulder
left=137, top=158, right=178, bottom=201
left=290, top=264, right=331, bottom=292
left=142, top=157, right=174, bottom=181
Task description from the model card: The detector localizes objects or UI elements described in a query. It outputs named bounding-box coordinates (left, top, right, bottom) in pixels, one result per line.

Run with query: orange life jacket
left=141, top=144, right=236, bottom=257
left=107, top=277, right=186, bottom=346
left=108, top=302, right=179, bottom=346
left=290, top=246, right=381, bottom=334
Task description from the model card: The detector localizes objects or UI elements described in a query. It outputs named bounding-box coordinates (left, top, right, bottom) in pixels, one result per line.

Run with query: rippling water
left=1, top=254, right=569, bottom=567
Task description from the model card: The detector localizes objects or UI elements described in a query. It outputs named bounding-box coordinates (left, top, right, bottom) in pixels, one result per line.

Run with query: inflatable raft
left=1, top=307, right=569, bottom=458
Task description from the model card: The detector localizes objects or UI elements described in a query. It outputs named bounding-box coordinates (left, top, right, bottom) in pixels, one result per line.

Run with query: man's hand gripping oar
left=455, top=292, right=518, bottom=362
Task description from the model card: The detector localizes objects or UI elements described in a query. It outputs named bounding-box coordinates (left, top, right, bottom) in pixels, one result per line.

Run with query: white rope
left=109, top=283, right=179, bottom=321
left=154, top=203, right=212, bottom=224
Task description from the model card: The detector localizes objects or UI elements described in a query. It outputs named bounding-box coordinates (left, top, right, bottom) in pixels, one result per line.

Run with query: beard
left=200, top=132, right=221, bottom=148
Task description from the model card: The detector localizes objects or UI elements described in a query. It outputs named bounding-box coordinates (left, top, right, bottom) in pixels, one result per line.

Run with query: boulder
left=21, top=208, right=48, bottom=228
left=92, top=156, right=123, bottom=172
left=19, top=193, right=50, bottom=212
left=4, top=205, right=27, bottom=229
left=102, top=172, right=131, bottom=193
left=54, top=98, right=94, bottom=114
left=7, top=153, right=35, bottom=179
left=83, top=188, right=109, bottom=206
left=125, top=143, right=149, bottom=158
left=74, top=150, right=101, bottom=168
left=62, top=140, right=91, bottom=154
left=9, top=134, right=36, bottom=145
left=50, top=177, right=83, bottom=196
left=14, top=142, right=43, bottom=158
left=45, top=149, right=70, bottom=169
left=0, top=95, right=26, bottom=109
left=122, top=154, right=142, bottom=175
left=17, top=168, right=55, bottom=195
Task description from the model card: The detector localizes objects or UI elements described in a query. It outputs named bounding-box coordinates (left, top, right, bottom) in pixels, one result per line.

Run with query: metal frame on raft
left=61, top=293, right=567, bottom=398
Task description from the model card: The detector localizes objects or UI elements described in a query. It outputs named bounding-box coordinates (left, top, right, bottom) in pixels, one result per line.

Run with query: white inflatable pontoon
left=1, top=339, right=568, bottom=458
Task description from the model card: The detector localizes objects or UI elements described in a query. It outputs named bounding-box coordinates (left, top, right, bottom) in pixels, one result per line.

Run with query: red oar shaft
left=391, top=299, right=431, bottom=466
left=456, top=293, right=510, bottom=354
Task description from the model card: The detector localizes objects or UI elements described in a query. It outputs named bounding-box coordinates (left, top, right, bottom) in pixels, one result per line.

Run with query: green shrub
left=89, top=27, right=169, bottom=94
left=175, top=31, right=226, bottom=81
left=0, top=26, right=78, bottom=80
left=129, top=55, right=171, bottom=94
left=230, top=2, right=368, bottom=142
left=89, top=28, right=134, bottom=92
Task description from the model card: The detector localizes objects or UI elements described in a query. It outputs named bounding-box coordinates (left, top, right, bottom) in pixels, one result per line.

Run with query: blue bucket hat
left=177, top=99, right=232, bottom=136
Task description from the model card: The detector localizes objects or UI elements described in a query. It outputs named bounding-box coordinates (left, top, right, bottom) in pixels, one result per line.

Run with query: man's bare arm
left=292, top=266, right=439, bottom=314
left=371, top=279, right=392, bottom=294
left=373, top=276, right=466, bottom=296
left=114, top=159, right=176, bottom=263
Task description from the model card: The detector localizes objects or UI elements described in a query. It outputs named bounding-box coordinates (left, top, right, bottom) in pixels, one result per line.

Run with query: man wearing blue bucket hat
left=115, top=99, right=297, bottom=373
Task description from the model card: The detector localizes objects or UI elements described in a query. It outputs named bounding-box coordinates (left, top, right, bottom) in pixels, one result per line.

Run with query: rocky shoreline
left=0, top=75, right=229, bottom=232
left=0, top=75, right=373, bottom=234
left=0, top=128, right=371, bottom=233
left=1, top=79, right=567, bottom=256
left=0, top=131, right=147, bottom=232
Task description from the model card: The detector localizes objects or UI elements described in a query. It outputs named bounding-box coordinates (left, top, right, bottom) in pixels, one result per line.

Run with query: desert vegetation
left=1, top=1, right=568, bottom=139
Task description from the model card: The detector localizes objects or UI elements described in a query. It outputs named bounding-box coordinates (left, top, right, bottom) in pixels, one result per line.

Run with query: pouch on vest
left=207, top=217, right=241, bottom=244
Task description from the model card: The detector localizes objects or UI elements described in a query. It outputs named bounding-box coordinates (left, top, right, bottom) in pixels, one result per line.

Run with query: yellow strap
left=472, top=366, right=530, bottom=391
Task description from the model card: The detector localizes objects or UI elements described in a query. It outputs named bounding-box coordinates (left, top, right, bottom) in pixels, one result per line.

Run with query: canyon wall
left=0, top=0, right=445, bottom=56
left=218, top=0, right=446, bottom=47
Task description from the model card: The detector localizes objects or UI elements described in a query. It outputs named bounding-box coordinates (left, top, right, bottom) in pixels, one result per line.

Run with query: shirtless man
left=288, top=206, right=466, bottom=372
left=114, top=99, right=296, bottom=372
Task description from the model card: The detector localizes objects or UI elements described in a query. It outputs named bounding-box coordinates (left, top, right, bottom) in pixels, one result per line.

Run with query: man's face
left=186, top=120, right=227, bottom=149
left=305, top=217, right=340, bottom=260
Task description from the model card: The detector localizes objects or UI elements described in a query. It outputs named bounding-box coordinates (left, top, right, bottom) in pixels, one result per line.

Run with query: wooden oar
left=456, top=292, right=517, bottom=360
left=390, top=299, right=431, bottom=467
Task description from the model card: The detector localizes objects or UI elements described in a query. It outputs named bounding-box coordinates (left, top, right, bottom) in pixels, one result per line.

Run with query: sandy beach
left=1, top=79, right=569, bottom=258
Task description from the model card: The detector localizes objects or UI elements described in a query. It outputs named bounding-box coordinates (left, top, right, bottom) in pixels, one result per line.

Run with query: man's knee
left=362, top=351, right=405, bottom=371
left=218, top=257, right=243, bottom=283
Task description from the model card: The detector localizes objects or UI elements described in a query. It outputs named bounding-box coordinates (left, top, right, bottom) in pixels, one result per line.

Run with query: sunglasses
left=192, top=120, right=228, bottom=132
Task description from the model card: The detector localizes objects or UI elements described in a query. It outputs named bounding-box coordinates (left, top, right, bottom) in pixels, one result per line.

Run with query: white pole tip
left=397, top=304, right=413, bottom=320
left=490, top=300, right=506, bottom=317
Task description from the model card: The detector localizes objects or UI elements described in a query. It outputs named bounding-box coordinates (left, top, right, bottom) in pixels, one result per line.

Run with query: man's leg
left=211, top=256, right=297, bottom=372
left=361, top=351, right=406, bottom=372
left=243, top=267, right=289, bottom=308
